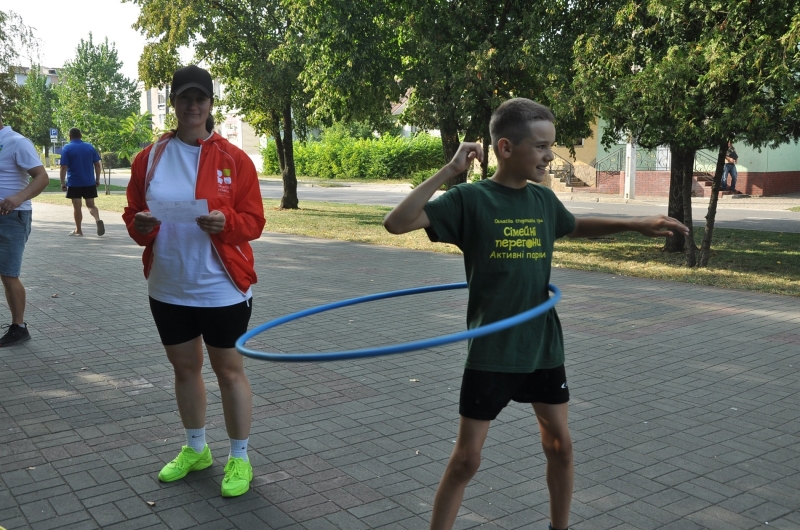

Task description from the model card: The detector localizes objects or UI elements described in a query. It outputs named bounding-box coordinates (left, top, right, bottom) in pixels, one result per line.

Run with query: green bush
left=470, top=165, right=497, bottom=182
left=101, top=152, right=120, bottom=169
left=262, top=141, right=281, bottom=175
left=262, top=123, right=444, bottom=180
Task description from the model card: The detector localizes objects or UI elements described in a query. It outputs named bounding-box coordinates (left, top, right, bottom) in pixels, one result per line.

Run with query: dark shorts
left=149, top=297, right=253, bottom=349
left=66, top=185, right=98, bottom=199
left=0, top=210, right=32, bottom=277
left=459, top=365, right=570, bottom=421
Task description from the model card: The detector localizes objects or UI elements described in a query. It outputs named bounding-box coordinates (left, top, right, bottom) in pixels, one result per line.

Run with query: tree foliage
left=575, top=0, right=800, bottom=263
left=0, top=10, right=39, bottom=125
left=53, top=34, right=139, bottom=141
left=290, top=0, right=592, bottom=187
left=15, top=66, right=56, bottom=156
left=129, top=0, right=306, bottom=208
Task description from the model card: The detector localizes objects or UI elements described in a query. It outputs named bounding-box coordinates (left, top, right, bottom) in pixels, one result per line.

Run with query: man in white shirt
left=0, top=113, right=49, bottom=347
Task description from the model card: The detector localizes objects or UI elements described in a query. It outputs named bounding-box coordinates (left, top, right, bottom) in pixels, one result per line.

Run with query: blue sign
left=49, top=128, right=58, bottom=138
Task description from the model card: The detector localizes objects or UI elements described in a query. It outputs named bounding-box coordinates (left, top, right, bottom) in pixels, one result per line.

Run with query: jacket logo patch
left=217, top=169, right=232, bottom=196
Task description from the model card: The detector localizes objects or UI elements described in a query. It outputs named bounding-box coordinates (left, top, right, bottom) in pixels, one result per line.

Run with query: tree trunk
left=280, top=101, right=299, bottom=209
left=474, top=105, right=491, bottom=180
left=481, top=134, right=490, bottom=179
left=270, top=110, right=286, bottom=173
left=664, top=144, right=688, bottom=252
left=678, top=148, right=696, bottom=266
left=439, top=114, right=464, bottom=189
left=697, top=142, right=728, bottom=267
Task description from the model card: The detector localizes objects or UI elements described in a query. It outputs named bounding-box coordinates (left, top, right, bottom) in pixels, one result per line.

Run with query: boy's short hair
left=69, top=128, right=82, bottom=139
left=490, top=98, right=554, bottom=151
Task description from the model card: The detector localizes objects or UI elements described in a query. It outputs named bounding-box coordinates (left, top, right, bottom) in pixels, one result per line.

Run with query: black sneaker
left=0, top=324, right=31, bottom=347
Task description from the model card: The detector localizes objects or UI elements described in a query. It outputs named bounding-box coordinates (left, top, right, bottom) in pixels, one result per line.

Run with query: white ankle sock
left=186, top=427, right=206, bottom=453
left=230, top=438, right=249, bottom=461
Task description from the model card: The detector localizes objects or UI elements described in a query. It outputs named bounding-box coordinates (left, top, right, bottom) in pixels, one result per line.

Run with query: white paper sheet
left=147, top=199, right=209, bottom=224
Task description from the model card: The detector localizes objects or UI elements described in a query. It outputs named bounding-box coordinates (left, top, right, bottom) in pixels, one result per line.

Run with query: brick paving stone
left=0, top=202, right=798, bottom=528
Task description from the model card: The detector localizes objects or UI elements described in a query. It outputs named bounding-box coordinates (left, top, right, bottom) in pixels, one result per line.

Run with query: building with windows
left=544, top=119, right=800, bottom=197
left=13, top=65, right=60, bottom=86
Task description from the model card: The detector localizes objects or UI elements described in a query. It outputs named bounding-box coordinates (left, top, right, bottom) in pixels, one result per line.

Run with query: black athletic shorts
left=459, top=365, right=570, bottom=421
left=66, top=185, right=98, bottom=199
left=149, top=297, right=252, bottom=348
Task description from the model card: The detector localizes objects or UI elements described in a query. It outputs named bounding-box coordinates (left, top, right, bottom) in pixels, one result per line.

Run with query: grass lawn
left=43, top=179, right=127, bottom=193
left=790, top=206, right=800, bottom=212
left=33, top=195, right=800, bottom=297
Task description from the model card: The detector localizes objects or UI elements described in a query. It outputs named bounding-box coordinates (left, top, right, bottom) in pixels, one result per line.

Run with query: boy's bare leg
left=532, top=402, right=573, bottom=530
left=430, top=416, right=491, bottom=530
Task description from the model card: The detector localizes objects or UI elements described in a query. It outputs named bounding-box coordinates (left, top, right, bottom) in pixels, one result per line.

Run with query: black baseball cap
left=170, top=65, right=213, bottom=97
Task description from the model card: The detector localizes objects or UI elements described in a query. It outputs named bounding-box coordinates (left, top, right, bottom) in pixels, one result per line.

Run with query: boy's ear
left=496, top=138, right=513, bottom=159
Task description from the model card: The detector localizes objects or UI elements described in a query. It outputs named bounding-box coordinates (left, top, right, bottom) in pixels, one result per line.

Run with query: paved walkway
left=0, top=203, right=798, bottom=530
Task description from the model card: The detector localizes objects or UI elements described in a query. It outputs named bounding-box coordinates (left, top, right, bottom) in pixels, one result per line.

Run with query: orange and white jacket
left=123, top=131, right=266, bottom=294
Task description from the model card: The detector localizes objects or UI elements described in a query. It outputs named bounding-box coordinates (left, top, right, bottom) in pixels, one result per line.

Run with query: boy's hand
left=447, top=142, right=484, bottom=174
left=635, top=215, right=690, bottom=237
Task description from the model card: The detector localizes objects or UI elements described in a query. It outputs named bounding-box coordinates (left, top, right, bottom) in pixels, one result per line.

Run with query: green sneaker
left=221, top=457, right=253, bottom=497
left=158, top=445, right=213, bottom=482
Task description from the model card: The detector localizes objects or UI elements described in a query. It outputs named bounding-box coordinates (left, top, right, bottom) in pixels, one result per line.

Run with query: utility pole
left=624, top=136, right=636, bottom=200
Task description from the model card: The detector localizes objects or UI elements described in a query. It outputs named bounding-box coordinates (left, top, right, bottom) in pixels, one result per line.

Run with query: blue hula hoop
left=236, top=283, right=561, bottom=362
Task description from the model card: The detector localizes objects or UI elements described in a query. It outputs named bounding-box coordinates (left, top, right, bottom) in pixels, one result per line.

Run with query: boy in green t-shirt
left=383, top=98, right=689, bottom=530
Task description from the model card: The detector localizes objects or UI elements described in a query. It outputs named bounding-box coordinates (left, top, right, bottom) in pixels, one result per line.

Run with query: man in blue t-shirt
left=59, top=128, right=104, bottom=236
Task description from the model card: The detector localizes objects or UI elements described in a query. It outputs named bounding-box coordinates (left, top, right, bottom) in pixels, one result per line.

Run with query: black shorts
left=459, top=365, right=570, bottom=421
left=149, top=297, right=253, bottom=348
left=66, top=185, right=98, bottom=199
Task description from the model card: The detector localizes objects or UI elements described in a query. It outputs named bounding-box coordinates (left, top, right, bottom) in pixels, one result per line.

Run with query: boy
left=383, top=98, right=688, bottom=530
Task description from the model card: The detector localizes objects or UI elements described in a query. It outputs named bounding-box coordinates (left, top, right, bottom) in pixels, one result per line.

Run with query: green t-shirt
left=423, top=179, right=576, bottom=373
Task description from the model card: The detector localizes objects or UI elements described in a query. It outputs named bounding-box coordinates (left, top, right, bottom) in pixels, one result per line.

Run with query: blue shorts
left=0, top=210, right=32, bottom=277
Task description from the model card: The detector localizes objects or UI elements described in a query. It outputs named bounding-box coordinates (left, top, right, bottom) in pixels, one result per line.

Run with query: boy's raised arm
left=568, top=215, right=690, bottom=239
left=383, top=142, right=483, bottom=234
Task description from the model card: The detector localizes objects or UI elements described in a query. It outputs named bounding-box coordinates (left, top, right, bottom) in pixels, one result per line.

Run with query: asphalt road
left=257, top=180, right=800, bottom=233
left=59, top=171, right=800, bottom=233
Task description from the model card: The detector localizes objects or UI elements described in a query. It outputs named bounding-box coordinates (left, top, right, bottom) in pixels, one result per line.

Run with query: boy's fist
left=448, top=142, right=484, bottom=174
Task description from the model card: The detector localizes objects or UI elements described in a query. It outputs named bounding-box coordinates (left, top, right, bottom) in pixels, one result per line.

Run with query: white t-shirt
left=146, top=137, right=252, bottom=307
left=0, top=126, right=44, bottom=211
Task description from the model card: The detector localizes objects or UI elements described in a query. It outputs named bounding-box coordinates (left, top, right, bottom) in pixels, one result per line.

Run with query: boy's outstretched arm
left=568, top=215, right=690, bottom=239
left=383, top=142, right=483, bottom=234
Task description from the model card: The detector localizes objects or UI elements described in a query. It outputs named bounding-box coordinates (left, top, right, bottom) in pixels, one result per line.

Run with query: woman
left=123, top=65, right=265, bottom=497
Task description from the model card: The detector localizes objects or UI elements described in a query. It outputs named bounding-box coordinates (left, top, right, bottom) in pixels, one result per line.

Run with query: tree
left=16, top=65, right=56, bottom=160
left=0, top=10, right=38, bottom=127
left=90, top=111, right=155, bottom=194
left=290, top=0, right=592, bottom=187
left=53, top=33, right=139, bottom=149
left=130, top=0, right=306, bottom=209
left=116, top=111, right=155, bottom=163
left=574, top=0, right=800, bottom=264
